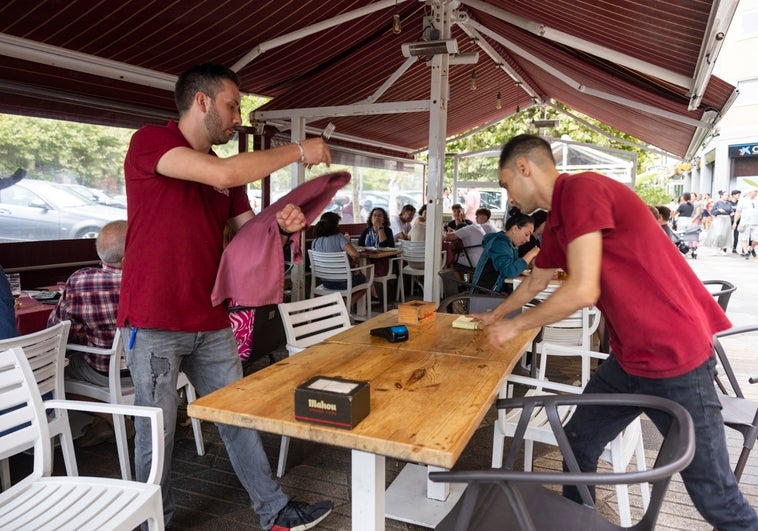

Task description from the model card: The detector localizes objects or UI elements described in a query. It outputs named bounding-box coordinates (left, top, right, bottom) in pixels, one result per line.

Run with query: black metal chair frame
left=703, top=280, right=737, bottom=312
left=430, top=393, right=695, bottom=531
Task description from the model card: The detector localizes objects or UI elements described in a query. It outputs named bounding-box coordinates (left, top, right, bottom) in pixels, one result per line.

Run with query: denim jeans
left=562, top=354, right=758, bottom=530
left=121, top=327, right=288, bottom=530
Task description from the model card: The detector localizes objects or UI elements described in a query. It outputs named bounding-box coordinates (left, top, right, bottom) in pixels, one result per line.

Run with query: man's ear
left=195, top=92, right=210, bottom=113
left=515, top=156, right=531, bottom=177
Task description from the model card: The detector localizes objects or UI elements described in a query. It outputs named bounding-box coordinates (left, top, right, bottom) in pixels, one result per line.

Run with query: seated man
left=446, top=203, right=472, bottom=231
left=445, top=207, right=497, bottom=271
left=48, top=219, right=131, bottom=447
left=390, top=203, right=416, bottom=241
left=0, top=264, right=17, bottom=340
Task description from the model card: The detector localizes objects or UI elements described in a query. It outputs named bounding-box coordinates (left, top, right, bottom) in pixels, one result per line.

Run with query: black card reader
left=370, top=325, right=409, bottom=342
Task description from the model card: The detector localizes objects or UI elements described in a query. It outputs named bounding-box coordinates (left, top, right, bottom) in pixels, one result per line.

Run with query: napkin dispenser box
left=295, top=376, right=370, bottom=430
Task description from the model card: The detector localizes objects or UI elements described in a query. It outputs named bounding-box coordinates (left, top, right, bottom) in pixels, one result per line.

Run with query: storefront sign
left=729, top=142, right=758, bottom=158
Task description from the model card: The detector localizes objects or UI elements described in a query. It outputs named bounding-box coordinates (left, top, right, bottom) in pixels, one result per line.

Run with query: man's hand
left=301, top=138, right=331, bottom=168
left=484, top=319, right=522, bottom=350
left=276, top=203, right=306, bottom=234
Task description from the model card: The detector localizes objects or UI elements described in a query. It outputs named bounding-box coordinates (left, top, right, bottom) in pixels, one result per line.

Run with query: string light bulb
left=496, top=90, right=502, bottom=109
left=470, top=69, right=477, bottom=91
left=392, top=1, right=401, bottom=34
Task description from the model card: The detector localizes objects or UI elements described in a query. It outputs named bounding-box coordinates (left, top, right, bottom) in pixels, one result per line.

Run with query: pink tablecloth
left=14, top=296, right=54, bottom=336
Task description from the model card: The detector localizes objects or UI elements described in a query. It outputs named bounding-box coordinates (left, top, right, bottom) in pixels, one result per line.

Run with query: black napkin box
left=295, top=375, right=370, bottom=430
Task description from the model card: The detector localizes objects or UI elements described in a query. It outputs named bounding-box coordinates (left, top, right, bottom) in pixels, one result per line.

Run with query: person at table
left=474, top=134, right=757, bottom=530
left=312, top=211, right=374, bottom=303
left=117, top=63, right=333, bottom=531
left=446, top=203, right=472, bottom=231
left=390, top=203, right=416, bottom=241
left=47, top=219, right=132, bottom=447
left=517, top=208, right=547, bottom=257
left=0, top=264, right=17, bottom=340
left=358, top=207, right=394, bottom=248
left=471, top=211, right=539, bottom=293
left=408, top=204, right=427, bottom=241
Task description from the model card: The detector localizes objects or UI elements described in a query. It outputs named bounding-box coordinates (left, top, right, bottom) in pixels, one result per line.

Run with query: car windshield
left=47, top=184, right=96, bottom=208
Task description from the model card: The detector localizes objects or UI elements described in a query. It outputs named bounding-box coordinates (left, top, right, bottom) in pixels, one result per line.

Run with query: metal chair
left=431, top=393, right=695, bottom=531
left=308, top=249, right=374, bottom=321
left=65, top=329, right=204, bottom=481
left=0, top=321, right=77, bottom=490
left=702, top=280, right=737, bottom=312
left=276, top=292, right=352, bottom=476
left=0, top=345, right=165, bottom=530
left=493, top=343, right=649, bottom=527
left=712, top=324, right=758, bottom=482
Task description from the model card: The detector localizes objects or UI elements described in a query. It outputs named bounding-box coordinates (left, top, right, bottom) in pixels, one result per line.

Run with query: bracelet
left=279, top=225, right=293, bottom=237
left=293, top=141, right=305, bottom=163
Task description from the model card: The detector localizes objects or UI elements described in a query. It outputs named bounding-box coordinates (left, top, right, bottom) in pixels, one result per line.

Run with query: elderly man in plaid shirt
left=48, top=219, right=130, bottom=446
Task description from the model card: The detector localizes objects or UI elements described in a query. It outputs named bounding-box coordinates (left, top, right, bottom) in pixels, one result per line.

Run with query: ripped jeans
left=121, top=327, right=289, bottom=530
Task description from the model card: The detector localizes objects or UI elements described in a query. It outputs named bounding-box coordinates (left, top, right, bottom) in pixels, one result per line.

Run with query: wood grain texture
left=189, top=312, right=538, bottom=468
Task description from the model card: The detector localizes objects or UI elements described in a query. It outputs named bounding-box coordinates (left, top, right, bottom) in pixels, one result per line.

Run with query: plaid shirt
left=48, top=263, right=121, bottom=372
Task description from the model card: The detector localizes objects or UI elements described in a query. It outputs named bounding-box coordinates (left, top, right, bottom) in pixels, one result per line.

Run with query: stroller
left=674, top=224, right=702, bottom=258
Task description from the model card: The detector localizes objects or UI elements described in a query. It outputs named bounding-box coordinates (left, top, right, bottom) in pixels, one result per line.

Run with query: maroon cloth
left=212, top=171, right=351, bottom=307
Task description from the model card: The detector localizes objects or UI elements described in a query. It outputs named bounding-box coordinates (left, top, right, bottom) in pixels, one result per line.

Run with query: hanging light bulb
left=470, top=69, right=477, bottom=91
left=496, top=90, right=502, bottom=109
left=392, top=1, right=401, bottom=34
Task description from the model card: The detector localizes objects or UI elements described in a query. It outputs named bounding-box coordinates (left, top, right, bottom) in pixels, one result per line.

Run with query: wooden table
left=325, top=309, right=531, bottom=362
left=189, top=311, right=537, bottom=530
left=356, top=247, right=401, bottom=261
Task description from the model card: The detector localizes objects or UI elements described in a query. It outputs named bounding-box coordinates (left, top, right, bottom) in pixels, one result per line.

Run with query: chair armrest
left=350, top=263, right=374, bottom=283
left=66, top=343, right=116, bottom=356
left=44, top=398, right=164, bottom=485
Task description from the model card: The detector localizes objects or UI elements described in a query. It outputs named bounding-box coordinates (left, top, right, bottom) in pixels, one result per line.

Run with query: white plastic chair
left=373, top=254, right=404, bottom=313
left=396, top=241, right=446, bottom=298
left=65, top=329, right=204, bottom=481
left=308, top=249, right=374, bottom=321
left=492, top=343, right=649, bottom=527
left=276, top=292, right=352, bottom=476
left=0, top=346, right=165, bottom=530
left=0, top=321, right=77, bottom=490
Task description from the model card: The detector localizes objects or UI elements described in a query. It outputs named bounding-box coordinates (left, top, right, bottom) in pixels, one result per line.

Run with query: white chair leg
left=183, top=381, right=205, bottom=456
left=57, top=415, right=79, bottom=477
left=491, top=417, right=506, bottom=468
left=524, top=440, right=534, bottom=472
left=634, top=431, right=650, bottom=509
left=397, top=270, right=405, bottom=303
left=112, top=413, right=133, bottom=480
left=0, top=459, right=10, bottom=490
left=277, top=435, right=290, bottom=478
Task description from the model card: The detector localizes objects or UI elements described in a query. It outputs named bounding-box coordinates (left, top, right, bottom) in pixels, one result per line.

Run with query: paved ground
left=7, top=242, right=758, bottom=530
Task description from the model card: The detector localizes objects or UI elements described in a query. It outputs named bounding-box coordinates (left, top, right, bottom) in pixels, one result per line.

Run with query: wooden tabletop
left=324, top=310, right=537, bottom=363
left=356, top=247, right=401, bottom=260
left=189, top=312, right=538, bottom=469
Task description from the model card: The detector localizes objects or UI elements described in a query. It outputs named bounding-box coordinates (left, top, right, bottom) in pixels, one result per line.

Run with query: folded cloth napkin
left=452, top=315, right=481, bottom=330
left=212, top=171, right=351, bottom=308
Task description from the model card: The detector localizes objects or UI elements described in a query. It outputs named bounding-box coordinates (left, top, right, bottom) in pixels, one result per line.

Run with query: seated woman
left=358, top=207, right=395, bottom=248
left=312, top=211, right=370, bottom=303
left=471, top=211, right=540, bottom=293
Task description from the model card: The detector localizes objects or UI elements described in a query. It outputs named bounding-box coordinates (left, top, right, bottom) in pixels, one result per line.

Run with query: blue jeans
left=121, top=327, right=288, bottom=530
left=563, top=355, right=758, bottom=530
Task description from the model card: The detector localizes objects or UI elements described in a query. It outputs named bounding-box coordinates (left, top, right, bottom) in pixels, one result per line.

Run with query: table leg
left=352, top=449, right=385, bottom=531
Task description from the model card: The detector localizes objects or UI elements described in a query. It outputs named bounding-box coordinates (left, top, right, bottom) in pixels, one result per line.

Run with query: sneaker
left=272, top=500, right=333, bottom=531
left=752, top=249, right=757, bottom=258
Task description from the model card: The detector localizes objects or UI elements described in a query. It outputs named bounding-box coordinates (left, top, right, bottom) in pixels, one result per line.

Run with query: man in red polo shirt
left=474, top=134, right=757, bottom=530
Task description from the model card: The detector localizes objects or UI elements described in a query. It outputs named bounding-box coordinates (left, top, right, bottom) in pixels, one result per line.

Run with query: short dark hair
left=175, top=63, right=240, bottom=115
left=505, top=211, right=534, bottom=231
left=451, top=203, right=464, bottom=212
left=499, top=134, right=555, bottom=170
left=401, top=204, right=416, bottom=215
left=314, top=211, right=342, bottom=237
left=656, top=205, right=671, bottom=221
left=475, top=207, right=491, bottom=220
left=731, top=189, right=742, bottom=196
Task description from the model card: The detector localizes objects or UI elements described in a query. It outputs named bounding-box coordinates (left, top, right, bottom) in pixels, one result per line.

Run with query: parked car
left=0, top=179, right=126, bottom=242
left=61, top=183, right=127, bottom=209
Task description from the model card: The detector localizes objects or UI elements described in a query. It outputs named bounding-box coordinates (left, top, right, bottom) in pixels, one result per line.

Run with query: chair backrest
left=430, top=393, right=695, bottom=531
left=0, top=346, right=53, bottom=476
left=713, top=324, right=758, bottom=399
left=0, top=320, right=71, bottom=400
left=308, top=250, right=351, bottom=280
left=65, top=329, right=131, bottom=403
left=399, top=240, right=426, bottom=268
left=278, top=292, right=351, bottom=354
left=703, top=279, right=737, bottom=312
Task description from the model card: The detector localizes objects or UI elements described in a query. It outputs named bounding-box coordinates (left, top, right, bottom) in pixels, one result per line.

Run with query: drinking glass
left=6, top=273, right=21, bottom=309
